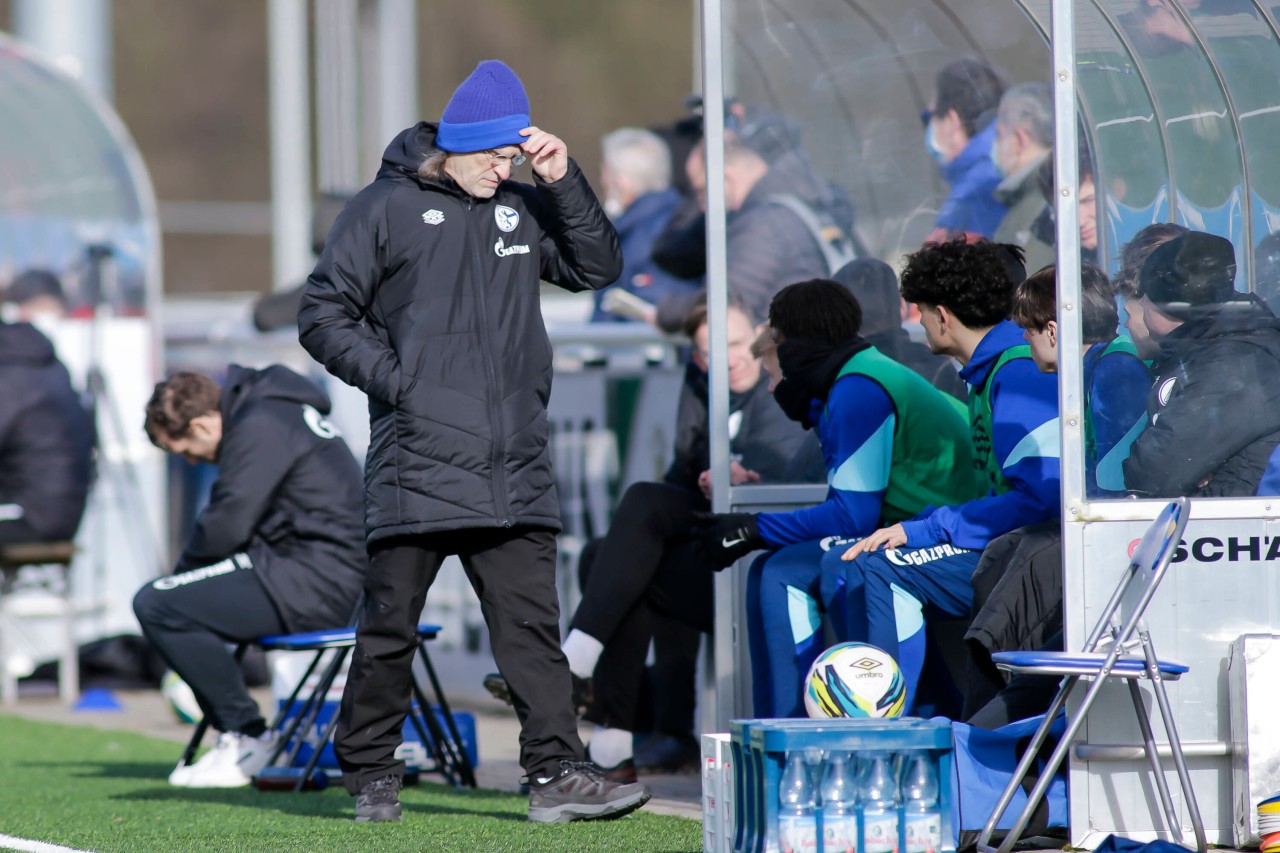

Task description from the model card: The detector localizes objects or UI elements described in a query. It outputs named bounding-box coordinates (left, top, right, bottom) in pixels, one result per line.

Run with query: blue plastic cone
left=73, top=687, right=123, bottom=712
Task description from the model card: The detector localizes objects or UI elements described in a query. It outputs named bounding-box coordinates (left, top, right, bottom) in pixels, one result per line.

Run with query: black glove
left=692, top=512, right=764, bottom=570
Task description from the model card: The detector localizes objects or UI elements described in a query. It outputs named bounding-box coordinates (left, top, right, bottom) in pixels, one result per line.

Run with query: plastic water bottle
left=860, top=752, right=900, bottom=853
left=820, top=752, right=858, bottom=853
left=778, top=751, right=819, bottom=853
left=901, top=753, right=942, bottom=853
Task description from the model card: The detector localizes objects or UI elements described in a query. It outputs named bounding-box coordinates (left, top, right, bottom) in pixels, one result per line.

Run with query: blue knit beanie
left=436, top=60, right=530, bottom=153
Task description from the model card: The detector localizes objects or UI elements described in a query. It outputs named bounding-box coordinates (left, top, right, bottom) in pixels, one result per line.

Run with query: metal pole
left=315, top=0, right=361, bottom=193
left=700, top=0, right=740, bottom=732
left=268, top=0, right=314, bottom=291
left=376, top=0, right=419, bottom=143
left=13, top=0, right=113, bottom=103
left=1051, top=0, right=1085, bottom=524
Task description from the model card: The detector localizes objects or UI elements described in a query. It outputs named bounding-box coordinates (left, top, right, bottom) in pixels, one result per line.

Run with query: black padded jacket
left=0, top=322, right=93, bottom=541
left=176, top=364, right=366, bottom=632
left=298, top=123, right=622, bottom=543
left=1124, top=297, right=1280, bottom=498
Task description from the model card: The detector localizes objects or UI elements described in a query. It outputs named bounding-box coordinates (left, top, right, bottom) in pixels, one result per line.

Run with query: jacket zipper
left=468, top=197, right=513, bottom=527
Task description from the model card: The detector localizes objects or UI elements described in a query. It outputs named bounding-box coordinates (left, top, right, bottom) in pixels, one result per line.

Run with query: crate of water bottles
left=729, top=717, right=953, bottom=853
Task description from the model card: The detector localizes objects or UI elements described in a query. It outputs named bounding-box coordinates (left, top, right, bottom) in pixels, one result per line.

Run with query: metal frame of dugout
left=695, top=0, right=1280, bottom=846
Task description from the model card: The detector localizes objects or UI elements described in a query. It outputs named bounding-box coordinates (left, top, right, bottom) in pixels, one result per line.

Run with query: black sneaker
left=354, top=775, right=402, bottom=823
left=528, top=760, right=650, bottom=823
left=484, top=672, right=594, bottom=716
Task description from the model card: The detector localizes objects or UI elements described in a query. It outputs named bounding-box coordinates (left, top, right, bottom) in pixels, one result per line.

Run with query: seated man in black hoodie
left=0, top=319, right=93, bottom=545
left=484, top=295, right=809, bottom=778
left=132, top=366, right=367, bottom=788
left=1123, top=231, right=1280, bottom=497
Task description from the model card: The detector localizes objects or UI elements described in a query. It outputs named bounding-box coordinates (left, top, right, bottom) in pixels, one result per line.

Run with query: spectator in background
left=1031, top=135, right=1100, bottom=266
left=925, top=59, right=1007, bottom=239
left=1011, top=263, right=1150, bottom=496
left=991, top=83, right=1055, bottom=272
left=591, top=128, right=700, bottom=323
left=0, top=317, right=92, bottom=545
left=1123, top=231, right=1280, bottom=497
left=484, top=295, right=809, bottom=777
left=833, top=258, right=968, bottom=400
left=1114, top=223, right=1189, bottom=359
left=2, top=269, right=69, bottom=324
left=132, top=367, right=367, bottom=788
left=652, top=106, right=858, bottom=327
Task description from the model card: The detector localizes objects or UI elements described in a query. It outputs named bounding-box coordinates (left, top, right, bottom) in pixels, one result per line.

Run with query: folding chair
left=176, top=622, right=476, bottom=790
left=976, top=498, right=1206, bottom=853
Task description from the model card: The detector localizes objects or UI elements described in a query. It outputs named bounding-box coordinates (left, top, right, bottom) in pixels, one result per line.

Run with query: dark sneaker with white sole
left=355, top=774, right=402, bottom=823
left=484, top=671, right=594, bottom=716
left=528, top=760, right=650, bottom=823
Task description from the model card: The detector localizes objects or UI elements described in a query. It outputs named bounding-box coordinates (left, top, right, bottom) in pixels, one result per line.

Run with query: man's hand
left=520, top=126, right=568, bottom=183
left=698, top=461, right=761, bottom=500
left=840, top=523, right=908, bottom=561
left=692, top=512, right=764, bottom=570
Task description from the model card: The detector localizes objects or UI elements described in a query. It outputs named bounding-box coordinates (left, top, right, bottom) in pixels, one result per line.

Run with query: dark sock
left=240, top=719, right=267, bottom=738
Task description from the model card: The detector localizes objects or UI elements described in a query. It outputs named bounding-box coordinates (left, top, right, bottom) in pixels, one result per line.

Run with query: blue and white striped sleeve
left=756, top=375, right=894, bottom=547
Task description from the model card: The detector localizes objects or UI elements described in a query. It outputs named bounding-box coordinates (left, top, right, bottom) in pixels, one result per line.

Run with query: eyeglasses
left=485, top=150, right=526, bottom=168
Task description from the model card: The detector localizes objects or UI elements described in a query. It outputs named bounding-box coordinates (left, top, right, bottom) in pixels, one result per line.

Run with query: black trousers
left=335, top=526, right=582, bottom=792
left=132, top=554, right=285, bottom=734
left=571, top=482, right=713, bottom=733
left=578, top=538, right=702, bottom=737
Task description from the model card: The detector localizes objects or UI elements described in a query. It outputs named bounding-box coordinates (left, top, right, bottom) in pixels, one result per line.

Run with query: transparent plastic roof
left=0, top=33, right=158, bottom=312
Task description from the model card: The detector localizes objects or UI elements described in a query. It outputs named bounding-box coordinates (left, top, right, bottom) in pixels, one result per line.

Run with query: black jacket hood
left=222, top=364, right=331, bottom=423
left=379, top=121, right=437, bottom=181
left=0, top=321, right=56, bottom=367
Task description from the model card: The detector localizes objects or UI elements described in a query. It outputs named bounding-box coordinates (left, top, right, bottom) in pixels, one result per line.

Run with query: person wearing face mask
left=690, top=279, right=983, bottom=717
left=924, top=59, right=1008, bottom=240
left=590, top=128, right=700, bottom=324
left=991, top=84, right=1055, bottom=272
left=2, top=269, right=70, bottom=325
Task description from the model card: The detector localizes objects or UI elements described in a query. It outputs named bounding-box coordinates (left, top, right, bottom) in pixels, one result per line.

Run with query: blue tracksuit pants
left=746, top=537, right=859, bottom=718
left=820, top=543, right=980, bottom=712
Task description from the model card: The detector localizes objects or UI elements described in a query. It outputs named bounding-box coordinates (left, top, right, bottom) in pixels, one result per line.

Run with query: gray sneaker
left=355, top=775, right=402, bottom=823
left=528, top=760, right=651, bottom=823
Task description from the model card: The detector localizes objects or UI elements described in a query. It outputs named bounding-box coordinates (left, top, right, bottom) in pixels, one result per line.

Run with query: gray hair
left=601, top=127, right=671, bottom=195
left=998, top=82, right=1054, bottom=148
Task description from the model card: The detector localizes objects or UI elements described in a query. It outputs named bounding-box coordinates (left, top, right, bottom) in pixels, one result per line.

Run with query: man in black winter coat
left=297, top=59, right=649, bottom=824
left=132, top=366, right=366, bottom=789
left=0, top=320, right=93, bottom=544
left=1123, top=231, right=1280, bottom=497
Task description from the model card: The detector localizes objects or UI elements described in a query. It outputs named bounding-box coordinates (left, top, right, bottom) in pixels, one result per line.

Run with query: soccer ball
left=804, top=642, right=906, bottom=719
left=161, top=670, right=203, bottom=725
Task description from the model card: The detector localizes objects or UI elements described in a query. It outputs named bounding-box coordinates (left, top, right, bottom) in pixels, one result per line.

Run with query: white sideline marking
left=0, top=834, right=97, bottom=853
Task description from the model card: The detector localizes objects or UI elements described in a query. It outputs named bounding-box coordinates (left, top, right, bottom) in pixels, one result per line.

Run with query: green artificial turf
left=0, top=715, right=701, bottom=853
